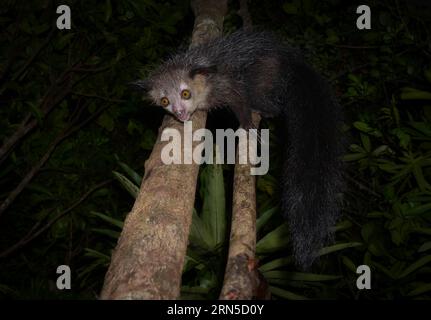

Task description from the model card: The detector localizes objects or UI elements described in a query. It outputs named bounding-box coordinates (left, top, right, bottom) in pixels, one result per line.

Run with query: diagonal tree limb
left=220, top=112, right=270, bottom=300
left=100, top=0, right=228, bottom=300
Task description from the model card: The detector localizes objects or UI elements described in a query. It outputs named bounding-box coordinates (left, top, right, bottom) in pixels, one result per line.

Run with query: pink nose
left=173, top=106, right=186, bottom=117
left=176, top=109, right=186, bottom=117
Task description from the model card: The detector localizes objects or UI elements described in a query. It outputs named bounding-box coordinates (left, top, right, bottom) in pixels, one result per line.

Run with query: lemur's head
left=132, top=65, right=216, bottom=122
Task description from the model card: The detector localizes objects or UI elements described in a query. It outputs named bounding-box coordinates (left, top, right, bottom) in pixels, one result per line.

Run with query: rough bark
left=100, top=0, right=227, bottom=300
left=220, top=113, right=268, bottom=300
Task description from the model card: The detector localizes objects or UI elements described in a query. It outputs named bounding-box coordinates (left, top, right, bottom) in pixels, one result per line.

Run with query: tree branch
left=100, top=0, right=228, bottom=300
left=219, top=113, right=269, bottom=300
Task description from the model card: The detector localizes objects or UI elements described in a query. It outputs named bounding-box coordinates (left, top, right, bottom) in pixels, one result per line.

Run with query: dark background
left=1, top=0, right=430, bottom=299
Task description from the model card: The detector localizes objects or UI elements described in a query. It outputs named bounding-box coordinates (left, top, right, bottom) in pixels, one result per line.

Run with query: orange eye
left=181, top=89, right=191, bottom=100
left=160, top=97, right=169, bottom=107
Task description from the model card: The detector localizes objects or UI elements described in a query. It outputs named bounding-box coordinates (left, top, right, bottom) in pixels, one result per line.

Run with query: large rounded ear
left=128, top=79, right=151, bottom=91
left=189, top=65, right=217, bottom=78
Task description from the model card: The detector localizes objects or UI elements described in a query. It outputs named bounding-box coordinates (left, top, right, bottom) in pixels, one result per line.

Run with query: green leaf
left=412, top=164, right=431, bottom=192
left=418, top=242, right=431, bottom=253
left=264, top=271, right=342, bottom=282
left=361, top=223, right=387, bottom=256
left=397, top=255, right=431, bottom=279
left=409, top=121, right=431, bottom=137
left=391, top=128, right=410, bottom=149
left=257, top=175, right=277, bottom=195
left=332, top=220, right=353, bottom=232
left=199, top=164, right=226, bottom=248
left=91, top=228, right=121, bottom=239
left=117, top=160, right=142, bottom=186
left=404, top=202, right=431, bottom=216
left=112, top=171, right=139, bottom=198
left=387, top=216, right=413, bottom=245
left=400, top=87, right=431, bottom=100
left=27, top=183, right=54, bottom=197
left=84, top=248, right=111, bottom=260
left=90, top=211, right=124, bottom=229
left=341, top=256, right=357, bottom=273
left=105, top=0, right=112, bottom=23
left=269, top=286, right=308, bottom=300
left=189, top=210, right=214, bottom=250
left=259, top=257, right=293, bottom=272
left=370, top=260, right=396, bottom=279
left=318, top=242, right=363, bottom=257
left=343, top=153, right=367, bottom=161
left=360, top=133, right=371, bottom=152
left=182, top=255, right=200, bottom=273
left=407, top=283, right=431, bottom=296
left=349, top=144, right=365, bottom=153
left=372, top=145, right=389, bottom=156
left=256, top=224, right=290, bottom=254
left=97, top=112, right=115, bottom=131
left=256, top=207, right=278, bottom=233
left=353, top=121, right=373, bottom=133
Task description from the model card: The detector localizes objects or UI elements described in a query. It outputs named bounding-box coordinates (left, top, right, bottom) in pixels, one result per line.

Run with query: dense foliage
left=0, top=0, right=430, bottom=299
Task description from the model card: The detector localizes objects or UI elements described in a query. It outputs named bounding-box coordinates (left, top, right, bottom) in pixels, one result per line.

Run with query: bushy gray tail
left=281, top=59, right=344, bottom=270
